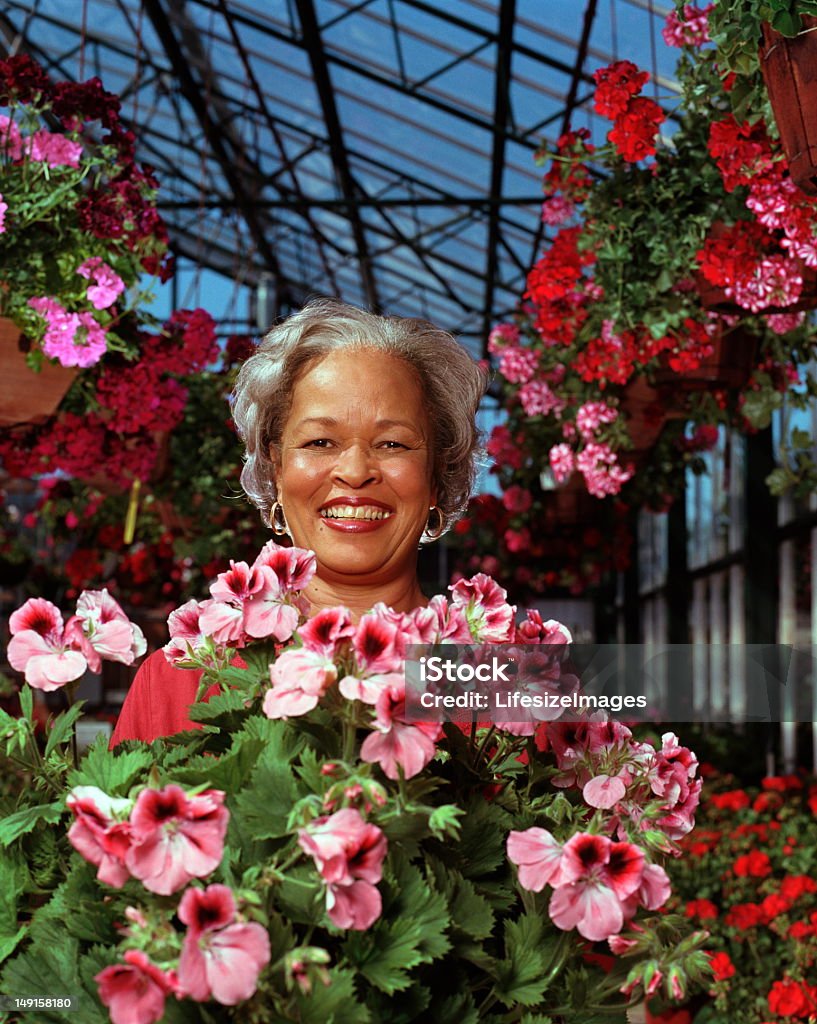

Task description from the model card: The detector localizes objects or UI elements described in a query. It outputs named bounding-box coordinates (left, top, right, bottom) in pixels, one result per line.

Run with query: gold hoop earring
left=270, top=500, right=289, bottom=536
left=424, top=505, right=445, bottom=541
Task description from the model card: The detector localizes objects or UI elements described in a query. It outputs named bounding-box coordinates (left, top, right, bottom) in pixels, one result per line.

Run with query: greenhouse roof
left=0, top=0, right=680, bottom=354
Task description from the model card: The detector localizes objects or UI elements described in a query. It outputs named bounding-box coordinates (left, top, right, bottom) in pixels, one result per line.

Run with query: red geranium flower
left=708, top=951, right=736, bottom=982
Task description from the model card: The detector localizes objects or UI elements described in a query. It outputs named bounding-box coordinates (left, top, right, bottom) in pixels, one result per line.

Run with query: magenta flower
left=507, top=827, right=564, bottom=892
left=66, top=786, right=133, bottom=888
left=28, top=128, right=83, bottom=167
left=28, top=297, right=108, bottom=367
left=449, top=572, right=515, bottom=642
left=7, top=596, right=87, bottom=691
left=77, top=256, right=126, bottom=309
left=0, top=192, right=7, bottom=234
left=263, top=648, right=337, bottom=719
left=125, top=786, right=229, bottom=895
left=177, top=884, right=271, bottom=1005
left=95, top=950, right=176, bottom=1024
left=359, top=681, right=443, bottom=780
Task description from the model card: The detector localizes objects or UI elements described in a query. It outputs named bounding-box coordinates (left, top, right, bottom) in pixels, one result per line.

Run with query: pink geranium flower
left=28, top=129, right=83, bottom=167
left=177, top=884, right=271, bottom=1005
left=242, top=565, right=302, bottom=642
left=65, top=588, right=146, bottom=672
left=199, top=561, right=265, bottom=644
left=95, top=950, right=176, bottom=1024
left=7, top=596, right=87, bottom=691
left=28, top=297, right=108, bottom=367
left=0, top=193, right=7, bottom=234
left=297, top=606, right=355, bottom=657
left=583, top=773, right=627, bottom=809
left=66, top=786, right=133, bottom=888
left=549, top=833, right=644, bottom=941
left=352, top=609, right=405, bottom=674
left=263, top=647, right=337, bottom=718
left=507, top=827, right=564, bottom=892
left=164, top=599, right=210, bottom=665
left=359, top=681, right=443, bottom=780
left=326, top=879, right=382, bottom=930
left=449, top=573, right=515, bottom=641
left=298, top=807, right=387, bottom=887
left=77, top=256, right=126, bottom=309
left=252, top=541, right=316, bottom=592
left=125, top=786, right=229, bottom=895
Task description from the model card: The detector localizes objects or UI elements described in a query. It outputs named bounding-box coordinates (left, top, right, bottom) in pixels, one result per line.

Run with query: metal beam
left=528, top=0, right=599, bottom=270
left=142, top=0, right=290, bottom=303
left=293, top=0, right=380, bottom=310
left=216, top=0, right=342, bottom=297
left=481, top=0, right=516, bottom=354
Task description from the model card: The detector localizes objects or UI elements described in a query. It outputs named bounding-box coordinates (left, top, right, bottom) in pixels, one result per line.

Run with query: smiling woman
left=111, top=298, right=488, bottom=743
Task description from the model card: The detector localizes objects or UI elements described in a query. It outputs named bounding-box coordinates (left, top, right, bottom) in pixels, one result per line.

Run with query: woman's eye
left=379, top=440, right=407, bottom=450
left=304, top=438, right=333, bottom=448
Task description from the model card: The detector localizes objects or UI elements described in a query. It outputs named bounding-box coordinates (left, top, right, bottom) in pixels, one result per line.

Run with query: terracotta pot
left=760, top=16, right=817, bottom=195
left=0, top=316, right=77, bottom=426
left=620, top=377, right=671, bottom=464
left=653, top=327, right=759, bottom=392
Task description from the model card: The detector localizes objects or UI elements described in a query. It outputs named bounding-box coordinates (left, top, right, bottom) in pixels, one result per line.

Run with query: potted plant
left=0, top=53, right=171, bottom=423
left=0, top=548, right=711, bottom=1021
left=485, top=3, right=817, bottom=512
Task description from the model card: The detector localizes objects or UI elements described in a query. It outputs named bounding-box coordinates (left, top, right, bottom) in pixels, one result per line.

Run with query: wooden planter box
left=0, top=316, right=76, bottom=426
left=761, top=15, right=817, bottom=195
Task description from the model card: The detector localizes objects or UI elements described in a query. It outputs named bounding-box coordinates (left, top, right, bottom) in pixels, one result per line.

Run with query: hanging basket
left=0, top=316, right=77, bottom=427
left=760, top=16, right=817, bottom=196
left=653, top=327, right=759, bottom=392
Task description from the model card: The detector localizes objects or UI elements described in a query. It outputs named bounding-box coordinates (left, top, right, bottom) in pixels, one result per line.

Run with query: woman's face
left=276, top=347, right=437, bottom=586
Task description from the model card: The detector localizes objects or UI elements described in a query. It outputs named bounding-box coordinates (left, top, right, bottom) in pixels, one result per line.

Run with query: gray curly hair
left=231, top=297, right=488, bottom=537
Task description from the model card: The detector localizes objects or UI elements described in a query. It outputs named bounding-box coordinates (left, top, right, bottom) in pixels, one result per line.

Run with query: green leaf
left=427, top=804, right=464, bottom=841
left=43, top=701, right=86, bottom=758
left=1, top=932, right=108, bottom=1023
left=426, top=858, right=494, bottom=941
left=494, top=914, right=559, bottom=1008
left=426, top=991, right=479, bottom=1024
left=19, top=685, right=33, bottom=725
left=291, top=965, right=371, bottom=1024
left=234, top=740, right=300, bottom=840
left=0, top=847, right=28, bottom=965
left=68, top=735, right=153, bottom=794
left=344, top=916, right=425, bottom=994
left=169, top=732, right=266, bottom=791
left=187, top=687, right=252, bottom=726
left=0, top=802, right=63, bottom=847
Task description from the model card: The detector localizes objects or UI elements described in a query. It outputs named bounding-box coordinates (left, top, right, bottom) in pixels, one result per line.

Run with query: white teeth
left=320, top=505, right=393, bottom=520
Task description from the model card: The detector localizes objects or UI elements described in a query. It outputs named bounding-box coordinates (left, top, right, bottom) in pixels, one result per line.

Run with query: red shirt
left=110, top=649, right=219, bottom=745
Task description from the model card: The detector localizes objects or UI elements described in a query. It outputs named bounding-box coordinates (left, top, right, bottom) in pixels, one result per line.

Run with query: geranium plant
left=667, top=772, right=817, bottom=1023
left=0, top=53, right=171, bottom=371
left=485, top=3, right=817, bottom=510
left=0, top=541, right=710, bottom=1022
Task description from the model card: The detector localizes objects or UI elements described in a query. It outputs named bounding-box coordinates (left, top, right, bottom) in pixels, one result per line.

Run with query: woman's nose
left=331, top=442, right=379, bottom=487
